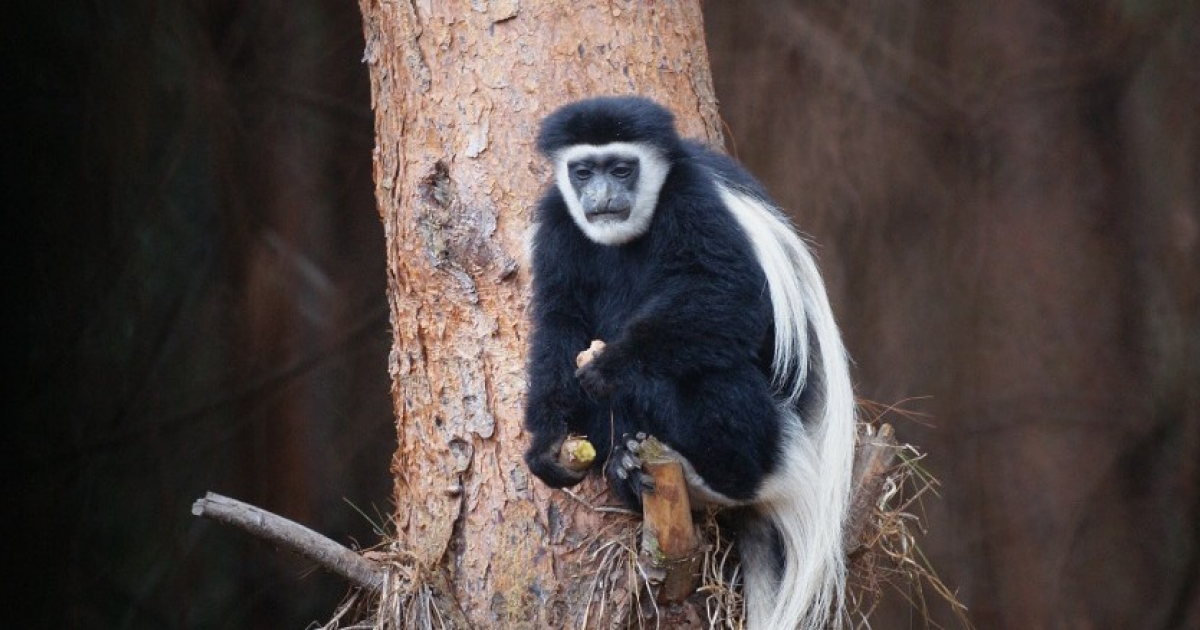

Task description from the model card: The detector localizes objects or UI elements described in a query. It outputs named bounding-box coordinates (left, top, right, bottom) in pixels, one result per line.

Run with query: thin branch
left=191, top=491, right=383, bottom=592
left=639, top=437, right=704, bottom=604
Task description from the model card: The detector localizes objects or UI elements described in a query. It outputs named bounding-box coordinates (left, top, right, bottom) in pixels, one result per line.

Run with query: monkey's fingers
left=575, top=339, right=607, bottom=368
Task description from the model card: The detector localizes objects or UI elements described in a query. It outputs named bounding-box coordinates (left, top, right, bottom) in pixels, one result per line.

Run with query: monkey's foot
left=606, top=432, right=657, bottom=506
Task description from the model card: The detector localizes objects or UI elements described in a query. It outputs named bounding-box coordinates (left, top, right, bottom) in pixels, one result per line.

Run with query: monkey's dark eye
left=572, top=167, right=592, bottom=180
left=610, top=164, right=634, bottom=178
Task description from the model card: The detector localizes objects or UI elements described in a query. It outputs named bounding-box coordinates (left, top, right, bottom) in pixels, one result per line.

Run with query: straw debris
left=324, top=403, right=968, bottom=629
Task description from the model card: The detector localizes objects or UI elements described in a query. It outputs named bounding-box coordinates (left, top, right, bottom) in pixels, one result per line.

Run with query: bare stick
left=638, top=437, right=703, bottom=603
left=192, top=491, right=383, bottom=592
left=844, top=423, right=900, bottom=553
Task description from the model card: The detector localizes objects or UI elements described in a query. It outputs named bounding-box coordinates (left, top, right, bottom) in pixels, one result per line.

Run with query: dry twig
left=191, top=492, right=383, bottom=592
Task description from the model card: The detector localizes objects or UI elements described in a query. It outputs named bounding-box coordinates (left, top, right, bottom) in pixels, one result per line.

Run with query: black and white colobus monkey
left=523, top=96, right=855, bottom=630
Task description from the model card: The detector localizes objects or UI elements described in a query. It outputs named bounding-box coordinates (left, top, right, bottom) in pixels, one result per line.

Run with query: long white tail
left=720, top=184, right=856, bottom=630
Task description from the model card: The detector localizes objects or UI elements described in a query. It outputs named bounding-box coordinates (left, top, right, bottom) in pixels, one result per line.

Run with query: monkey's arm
left=524, top=310, right=596, bottom=487
left=522, top=223, right=598, bottom=487
left=577, top=261, right=769, bottom=397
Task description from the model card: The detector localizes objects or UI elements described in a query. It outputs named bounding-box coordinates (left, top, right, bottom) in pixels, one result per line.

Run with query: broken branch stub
left=845, top=423, right=900, bottom=554
left=638, top=436, right=704, bottom=603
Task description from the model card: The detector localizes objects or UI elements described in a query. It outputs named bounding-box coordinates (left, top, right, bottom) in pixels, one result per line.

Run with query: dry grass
left=694, top=510, right=746, bottom=630
left=558, top=503, right=748, bottom=630
left=566, top=509, right=646, bottom=630
left=316, top=546, right=461, bottom=630
left=682, top=424, right=969, bottom=630
left=325, top=402, right=968, bottom=629
left=842, top=401, right=972, bottom=630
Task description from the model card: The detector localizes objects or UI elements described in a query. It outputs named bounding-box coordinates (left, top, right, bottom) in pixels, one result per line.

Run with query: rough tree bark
left=357, top=1, right=722, bottom=626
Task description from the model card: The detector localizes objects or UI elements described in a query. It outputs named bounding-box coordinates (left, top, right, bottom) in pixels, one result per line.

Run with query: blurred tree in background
left=707, top=2, right=1199, bottom=627
left=9, top=1, right=1197, bottom=628
left=10, top=1, right=392, bottom=627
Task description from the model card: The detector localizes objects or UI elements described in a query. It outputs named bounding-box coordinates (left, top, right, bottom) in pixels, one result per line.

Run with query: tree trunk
left=357, top=1, right=721, bottom=626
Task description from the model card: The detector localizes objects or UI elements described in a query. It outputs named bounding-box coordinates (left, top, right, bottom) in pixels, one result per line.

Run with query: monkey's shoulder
left=676, top=140, right=774, bottom=202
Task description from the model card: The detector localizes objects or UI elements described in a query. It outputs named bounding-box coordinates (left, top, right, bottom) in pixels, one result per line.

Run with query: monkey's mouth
left=584, top=208, right=632, bottom=223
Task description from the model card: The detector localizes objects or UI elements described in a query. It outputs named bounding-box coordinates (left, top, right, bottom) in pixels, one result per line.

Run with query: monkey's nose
left=584, top=197, right=632, bottom=223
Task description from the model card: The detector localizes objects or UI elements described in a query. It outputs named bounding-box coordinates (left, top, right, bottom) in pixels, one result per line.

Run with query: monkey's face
left=553, top=141, right=669, bottom=246
left=569, top=157, right=638, bottom=224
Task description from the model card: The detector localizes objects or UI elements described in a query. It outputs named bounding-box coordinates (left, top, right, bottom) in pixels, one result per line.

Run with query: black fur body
left=522, top=97, right=854, bottom=630
left=524, top=98, right=794, bottom=507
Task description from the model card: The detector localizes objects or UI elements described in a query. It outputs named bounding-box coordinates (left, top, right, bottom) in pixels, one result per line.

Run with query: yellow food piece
left=560, top=436, right=597, bottom=470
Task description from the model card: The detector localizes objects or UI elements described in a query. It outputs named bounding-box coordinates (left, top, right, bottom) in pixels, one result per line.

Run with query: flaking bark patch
left=417, top=161, right=517, bottom=301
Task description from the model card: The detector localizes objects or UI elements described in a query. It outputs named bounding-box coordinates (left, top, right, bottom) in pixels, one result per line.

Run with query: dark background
left=10, top=1, right=391, bottom=627
left=10, top=1, right=1198, bottom=628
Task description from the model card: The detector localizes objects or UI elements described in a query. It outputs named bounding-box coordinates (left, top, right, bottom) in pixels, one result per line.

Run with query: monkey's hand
left=604, top=432, right=657, bottom=509
left=575, top=360, right=617, bottom=399
left=524, top=431, right=589, bottom=489
left=575, top=339, right=618, bottom=399
left=575, top=339, right=607, bottom=369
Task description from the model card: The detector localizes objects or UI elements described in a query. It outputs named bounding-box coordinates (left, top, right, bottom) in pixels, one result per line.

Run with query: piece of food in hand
left=559, top=435, right=597, bottom=471
left=560, top=340, right=604, bottom=471
left=575, top=339, right=607, bottom=368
